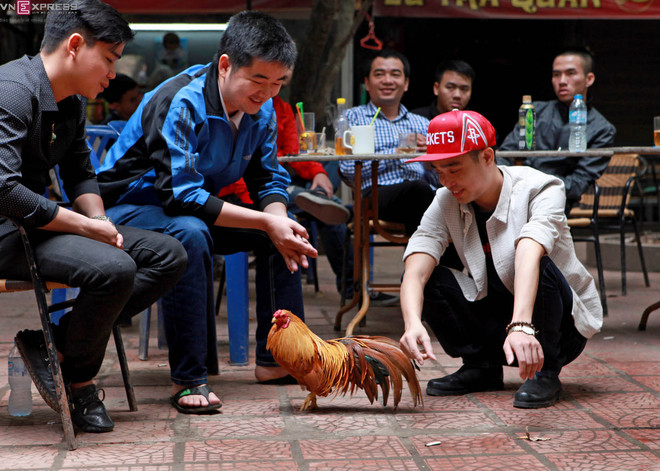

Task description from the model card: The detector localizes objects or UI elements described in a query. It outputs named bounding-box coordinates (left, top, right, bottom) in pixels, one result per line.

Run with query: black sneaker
left=513, top=373, right=561, bottom=409
left=368, top=291, right=399, bottom=307
left=15, top=330, right=59, bottom=412
left=426, top=364, right=503, bottom=396
left=70, top=384, right=114, bottom=433
left=295, top=190, right=351, bottom=225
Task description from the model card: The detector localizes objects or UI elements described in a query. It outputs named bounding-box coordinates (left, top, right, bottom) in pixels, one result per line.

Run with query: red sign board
left=105, top=0, right=311, bottom=15
left=374, top=0, right=660, bottom=19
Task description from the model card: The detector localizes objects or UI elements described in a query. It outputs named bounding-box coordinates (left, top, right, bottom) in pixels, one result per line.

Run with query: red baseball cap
left=407, top=109, right=496, bottom=162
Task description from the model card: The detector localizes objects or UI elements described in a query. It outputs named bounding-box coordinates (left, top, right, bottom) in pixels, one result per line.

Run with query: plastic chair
left=568, top=153, right=650, bottom=299
left=106, top=120, right=127, bottom=134
left=0, top=216, right=136, bottom=450
left=85, top=124, right=120, bottom=163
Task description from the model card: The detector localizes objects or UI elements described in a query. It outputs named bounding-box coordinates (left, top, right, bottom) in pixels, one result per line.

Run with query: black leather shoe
left=513, top=374, right=561, bottom=409
left=426, top=364, right=503, bottom=396
left=15, top=329, right=59, bottom=412
left=71, top=384, right=114, bottom=433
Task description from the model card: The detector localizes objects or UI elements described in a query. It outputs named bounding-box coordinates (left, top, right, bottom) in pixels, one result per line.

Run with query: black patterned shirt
left=0, top=54, right=98, bottom=238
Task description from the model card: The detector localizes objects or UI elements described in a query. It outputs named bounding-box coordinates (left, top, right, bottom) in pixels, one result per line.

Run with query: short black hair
left=101, top=73, right=138, bottom=103
left=41, top=0, right=134, bottom=54
left=214, top=10, right=296, bottom=70
left=363, top=49, right=411, bottom=80
left=162, top=32, right=180, bottom=48
left=556, top=48, right=594, bottom=75
left=434, top=60, right=476, bottom=84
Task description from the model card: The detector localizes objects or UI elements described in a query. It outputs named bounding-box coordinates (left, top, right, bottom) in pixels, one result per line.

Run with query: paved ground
left=1, top=243, right=659, bottom=470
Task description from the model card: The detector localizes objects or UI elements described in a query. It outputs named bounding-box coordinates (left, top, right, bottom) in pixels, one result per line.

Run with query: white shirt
left=404, top=165, right=602, bottom=339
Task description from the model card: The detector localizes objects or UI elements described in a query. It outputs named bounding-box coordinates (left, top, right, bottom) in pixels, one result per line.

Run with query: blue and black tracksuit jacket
left=97, top=61, right=290, bottom=226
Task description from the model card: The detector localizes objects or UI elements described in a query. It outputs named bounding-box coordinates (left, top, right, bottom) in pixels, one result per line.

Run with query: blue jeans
left=421, top=257, right=587, bottom=375
left=287, top=184, right=354, bottom=296
left=106, top=204, right=305, bottom=386
left=0, top=225, right=186, bottom=383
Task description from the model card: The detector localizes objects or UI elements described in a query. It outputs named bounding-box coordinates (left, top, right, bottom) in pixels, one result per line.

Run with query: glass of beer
left=397, top=132, right=417, bottom=154
left=297, top=112, right=315, bottom=154
left=654, top=116, right=660, bottom=147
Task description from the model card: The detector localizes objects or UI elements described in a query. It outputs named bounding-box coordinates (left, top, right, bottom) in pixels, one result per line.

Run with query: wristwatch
left=508, top=325, right=536, bottom=336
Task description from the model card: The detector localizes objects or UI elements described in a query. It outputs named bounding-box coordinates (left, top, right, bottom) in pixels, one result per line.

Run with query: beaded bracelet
left=505, top=321, right=537, bottom=335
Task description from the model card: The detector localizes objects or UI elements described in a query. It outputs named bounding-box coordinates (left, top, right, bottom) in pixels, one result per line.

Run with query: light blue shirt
left=340, top=102, right=430, bottom=191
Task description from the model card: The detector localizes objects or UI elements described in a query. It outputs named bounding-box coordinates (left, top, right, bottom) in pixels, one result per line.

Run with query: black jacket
left=499, top=99, right=616, bottom=207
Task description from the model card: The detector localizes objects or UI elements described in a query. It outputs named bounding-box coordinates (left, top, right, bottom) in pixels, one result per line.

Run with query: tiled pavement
left=0, top=244, right=659, bottom=470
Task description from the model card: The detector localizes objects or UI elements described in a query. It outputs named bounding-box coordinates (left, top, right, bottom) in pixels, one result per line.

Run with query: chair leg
left=620, top=223, right=627, bottom=296
left=156, top=300, right=167, bottom=350
left=138, top=308, right=150, bottom=361
left=591, top=230, right=608, bottom=316
left=339, top=227, right=350, bottom=308
left=214, top=254, right=225, bottom=317
left=346, top=228, right=372, bottom=336
left=309, top=221, right=319, bottom=293
left=639, top=300, right=660, bottom=331
left=631, top=218, right=650, bottom=287
left=113, top=324, right=137, bottom=412
left=225, top=252, right=249, bottom=366
left=35, top=288, right=76, bottom=449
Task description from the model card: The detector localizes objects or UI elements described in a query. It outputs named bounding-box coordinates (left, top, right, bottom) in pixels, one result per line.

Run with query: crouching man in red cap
left=399, top=110, right=602, bottom=408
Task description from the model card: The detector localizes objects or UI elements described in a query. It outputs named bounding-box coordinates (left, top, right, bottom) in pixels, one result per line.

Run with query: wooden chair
left=568, top=153, right=650, bottom=302
left=335, top=161, right=409, bottom=335
left=0, top=217, right=136, bottom=451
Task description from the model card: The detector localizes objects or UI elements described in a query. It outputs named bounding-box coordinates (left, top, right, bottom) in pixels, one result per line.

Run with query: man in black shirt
left=499, top=49, right=616, bottom=212
left=0, top=0, right=187, bottom=433
left=412, top=60, right=475, bottom=120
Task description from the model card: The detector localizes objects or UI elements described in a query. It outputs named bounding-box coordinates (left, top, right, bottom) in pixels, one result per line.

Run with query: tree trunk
left=290, top=0, right=373, bottom=132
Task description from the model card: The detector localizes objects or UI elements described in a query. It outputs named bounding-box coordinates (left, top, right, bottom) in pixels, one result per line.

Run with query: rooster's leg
left=300, top=393, right=318, bottom=411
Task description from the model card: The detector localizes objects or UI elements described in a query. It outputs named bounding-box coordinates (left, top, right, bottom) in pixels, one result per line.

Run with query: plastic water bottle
left=335, top=98, right=349, bottom=155
left=8, top=341, right=32, bottom=416
left=569, top=94, right=588, bottom=152
left=518, top=95, right=536, bottom=150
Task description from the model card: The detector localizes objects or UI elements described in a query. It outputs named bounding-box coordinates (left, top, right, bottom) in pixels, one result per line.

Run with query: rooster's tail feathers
left=339, top=337, right=423, bottom=408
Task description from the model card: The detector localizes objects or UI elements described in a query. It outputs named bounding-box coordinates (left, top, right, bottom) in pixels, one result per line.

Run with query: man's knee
left=167, top=217, right=213, bottom=256
left=97, top=251, right=138, bottom=292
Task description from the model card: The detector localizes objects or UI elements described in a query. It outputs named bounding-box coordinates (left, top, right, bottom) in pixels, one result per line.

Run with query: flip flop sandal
left=170, top=384, right=222, bottom=414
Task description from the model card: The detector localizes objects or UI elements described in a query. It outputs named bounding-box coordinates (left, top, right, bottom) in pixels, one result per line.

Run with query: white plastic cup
left=343, top=125, right=375, bottom=155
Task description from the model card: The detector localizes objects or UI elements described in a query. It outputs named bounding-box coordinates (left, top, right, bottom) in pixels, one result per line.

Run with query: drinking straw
left=296, top=102, right=305, bottom=129
left=369, top=107, right=381, bottom=126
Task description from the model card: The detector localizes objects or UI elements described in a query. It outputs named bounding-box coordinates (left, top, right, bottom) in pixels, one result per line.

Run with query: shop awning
left=374, top=0, right=660, bottom=19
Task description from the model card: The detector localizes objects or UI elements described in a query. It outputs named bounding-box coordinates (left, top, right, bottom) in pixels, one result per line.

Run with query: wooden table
left=281, top=147, right=660, bottom=336
left=281, top=153, right=416, bottom=335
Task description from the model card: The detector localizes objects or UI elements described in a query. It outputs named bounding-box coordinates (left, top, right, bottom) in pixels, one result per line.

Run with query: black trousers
left=373, top=180, right=435, bottom=236
left=0, top=226, right=187, bottom=383
left=421, top=256, right=587, bottom=375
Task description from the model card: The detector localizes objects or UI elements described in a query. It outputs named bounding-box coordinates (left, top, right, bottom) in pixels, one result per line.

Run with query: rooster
left=267, top=309, right=423, bottom=411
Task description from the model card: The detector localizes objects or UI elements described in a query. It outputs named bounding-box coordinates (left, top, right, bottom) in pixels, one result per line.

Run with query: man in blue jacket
left=97, top=11, right=317, bottom=414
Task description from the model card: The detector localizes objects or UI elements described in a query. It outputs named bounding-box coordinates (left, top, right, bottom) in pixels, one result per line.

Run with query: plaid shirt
left=340, top=102, right=430, bottom=191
